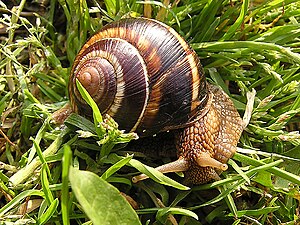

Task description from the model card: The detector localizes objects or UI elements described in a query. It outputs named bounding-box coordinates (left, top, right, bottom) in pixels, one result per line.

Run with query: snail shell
left=69, top=18, right=208, bottom=136
left=69, top=18, right=244, bottom=184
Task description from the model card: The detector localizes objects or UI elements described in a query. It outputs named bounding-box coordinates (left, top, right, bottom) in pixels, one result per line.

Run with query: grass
left=0, top=0, right=300, bottom=224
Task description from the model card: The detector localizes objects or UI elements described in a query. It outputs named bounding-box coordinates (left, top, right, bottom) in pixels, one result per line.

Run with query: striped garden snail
left=68, top=17, right=244, bottom=184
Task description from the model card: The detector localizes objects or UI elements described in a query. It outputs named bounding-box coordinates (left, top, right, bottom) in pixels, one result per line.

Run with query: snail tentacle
left=195, top=152, right=228, bottom=171
left=132, top=157, right=189, bottom=183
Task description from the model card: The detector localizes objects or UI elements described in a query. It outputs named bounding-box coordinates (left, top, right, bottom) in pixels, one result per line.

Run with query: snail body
left=69, top=18, right=244, bottom=184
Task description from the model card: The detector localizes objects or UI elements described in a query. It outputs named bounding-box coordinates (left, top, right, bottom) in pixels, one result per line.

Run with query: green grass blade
left=0, top=190, right=44, bottom=216
left=129, top=158, right=190, bottom=190
left=190, top=179, right=246, bottom=210
left=234, top=153, right=300, bottom=186
left=227, top=206, right=280, bottom=218
left=101, top=154, right=133, bottom=180
left=9, top=128, right=69, bottom=186
left=228, top=159, right=251, bottom=184
left=37, top=198, right=59, bottom=225
left=40, top=164, right=55, bottom=205
left=75, top=79, right=105, bottom=137
left=61, top=144, right=72, bottom=225
left=156, top=207, right=198, bottom=223
left=192, top=41, right=300, bottom=64
left=104, top=0, right=117, bottom=17
left=64, top=113, right=96, bottom=133
left=220, top=0, right=249, bottom=41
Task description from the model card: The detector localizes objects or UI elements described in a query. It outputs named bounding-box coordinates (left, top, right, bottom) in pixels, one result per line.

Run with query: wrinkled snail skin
left=69, top=17, right=244, bottom=184
left=175, top=84, right=243, bottom=184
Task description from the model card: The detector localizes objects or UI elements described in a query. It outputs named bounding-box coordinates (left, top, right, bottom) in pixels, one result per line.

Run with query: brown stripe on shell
left=137, top=57, right=193, bottom=135
left=156, top=20, right=205, bottom=113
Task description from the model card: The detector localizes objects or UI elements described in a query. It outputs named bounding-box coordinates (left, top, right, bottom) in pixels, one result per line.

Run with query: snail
left=68, top=17, right=244, bottom=184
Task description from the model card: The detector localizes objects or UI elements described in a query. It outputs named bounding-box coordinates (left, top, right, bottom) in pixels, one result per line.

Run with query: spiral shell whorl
left=70, top=46, right=117, bottom=115
left=70, top=37, right=150, bottom=132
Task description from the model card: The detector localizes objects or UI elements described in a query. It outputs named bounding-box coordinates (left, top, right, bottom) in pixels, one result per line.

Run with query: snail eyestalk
left=132, top=158, right=189, bottom=183
left=195, top=152, right=228, bottom=171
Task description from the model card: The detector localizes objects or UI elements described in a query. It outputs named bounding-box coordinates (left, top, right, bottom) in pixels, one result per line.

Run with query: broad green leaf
left=253, top=171, right=274, bottom=188
left=69, top=167, right=141, bottom=225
